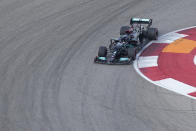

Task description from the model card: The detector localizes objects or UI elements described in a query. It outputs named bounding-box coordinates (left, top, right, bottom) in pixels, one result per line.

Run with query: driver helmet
left=125, top=27, right=133, bottom=34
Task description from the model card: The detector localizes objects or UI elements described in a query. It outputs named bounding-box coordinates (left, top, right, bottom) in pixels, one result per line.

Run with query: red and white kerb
left=134, top=27, right=196, bottom=99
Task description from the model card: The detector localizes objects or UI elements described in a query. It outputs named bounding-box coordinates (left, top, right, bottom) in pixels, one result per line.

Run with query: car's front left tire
left=98, top=46, right=107, bottom=57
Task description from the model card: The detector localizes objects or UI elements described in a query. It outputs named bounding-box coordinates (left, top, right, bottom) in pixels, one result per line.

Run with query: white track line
left=138, top=56, right=158, bottom=68
left=154, top=78, right=196, bottom=95
left=194, top=55, right=196, bottom=66
left=155, top=32, right=188, bottom=43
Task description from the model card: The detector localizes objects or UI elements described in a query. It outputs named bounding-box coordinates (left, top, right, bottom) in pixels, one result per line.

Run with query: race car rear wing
left=130, top=18, right=152, bottom=26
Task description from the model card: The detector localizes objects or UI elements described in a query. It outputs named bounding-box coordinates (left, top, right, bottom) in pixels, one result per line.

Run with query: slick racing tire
left=120, top=26, right=130, bottom=35
left=98, top=46, right=107, bottom=57
left=128, top=47, right=136, bottom=60
left=147, top=28, right=158, bottom=40
left=139, top=34, right=144, bottom=43
left=142, top=30, right=148, bottom=38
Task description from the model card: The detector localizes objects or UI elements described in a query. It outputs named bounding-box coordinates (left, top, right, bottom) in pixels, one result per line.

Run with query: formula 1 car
left=94, top=18, right=158, bottom=65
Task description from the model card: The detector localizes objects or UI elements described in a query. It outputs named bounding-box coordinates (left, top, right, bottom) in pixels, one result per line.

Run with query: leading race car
left=94, top=18, right=158, bottom=65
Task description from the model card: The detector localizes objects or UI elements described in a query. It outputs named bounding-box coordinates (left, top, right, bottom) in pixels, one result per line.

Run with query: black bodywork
left=94, top=18, right=158, bottom=65
left=94, top=37, right=145, bottom=65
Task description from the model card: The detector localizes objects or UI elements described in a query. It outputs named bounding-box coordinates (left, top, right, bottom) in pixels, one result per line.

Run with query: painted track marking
left=194, top=55, right=196, bottom=66
left=134, top=26, right=196, bottom=99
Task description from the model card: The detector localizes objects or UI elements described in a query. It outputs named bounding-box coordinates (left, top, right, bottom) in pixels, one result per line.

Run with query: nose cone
left=107, top=55, right=115, bottom=64
left=109, top=57, right=115, bottom=62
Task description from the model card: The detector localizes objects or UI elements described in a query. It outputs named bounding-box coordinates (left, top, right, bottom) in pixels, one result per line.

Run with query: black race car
left=94, top=18, right=158, bottom=65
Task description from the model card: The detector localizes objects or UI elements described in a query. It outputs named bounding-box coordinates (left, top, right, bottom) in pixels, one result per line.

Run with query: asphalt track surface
left=1, top=0, right=196, bottom=131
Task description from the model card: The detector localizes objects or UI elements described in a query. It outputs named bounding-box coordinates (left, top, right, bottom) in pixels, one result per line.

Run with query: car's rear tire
left=98, top=46, right=107, bottom=57
left=139, top=34, right=144, bottom=43
left=142, top=30, right=148, bottom=38
left=128, top=47, right=136, bottom=60
left=120, top=26, right=130, bottom=35
left=147, top=28, right=158, bottom=40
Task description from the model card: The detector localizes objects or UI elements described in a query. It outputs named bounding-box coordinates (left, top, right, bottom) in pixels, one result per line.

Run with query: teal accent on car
left=120, top=58, right=129, bottom=61
left=132, top=18, right=140, bottom=21
left=98, top=57, right=106, bottom=60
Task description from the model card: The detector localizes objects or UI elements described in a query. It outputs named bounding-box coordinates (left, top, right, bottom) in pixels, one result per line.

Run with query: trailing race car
left=94, top=18, right=158, bottom=65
